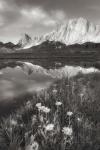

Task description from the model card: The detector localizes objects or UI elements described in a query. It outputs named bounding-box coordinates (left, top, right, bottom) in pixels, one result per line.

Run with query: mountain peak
left=18, top=33, right=32, bottom=48
left=68, top=17, right=88, bottom=24
left=18, top=18, right=100, bottom=49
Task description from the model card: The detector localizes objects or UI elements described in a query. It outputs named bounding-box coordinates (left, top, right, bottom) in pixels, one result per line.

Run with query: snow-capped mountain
left=21, top=18, right=100, bottom=49
left=18, top=34, right=32, bottom=49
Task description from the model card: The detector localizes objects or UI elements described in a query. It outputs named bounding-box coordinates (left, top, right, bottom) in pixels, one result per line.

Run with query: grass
left=0, top=72, right=100, bottom=150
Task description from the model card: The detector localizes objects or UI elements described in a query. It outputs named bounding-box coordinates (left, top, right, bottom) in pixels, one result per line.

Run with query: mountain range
left=19, top=17, right=100, bottom=49
left=1, top=17, right=100, bottom=53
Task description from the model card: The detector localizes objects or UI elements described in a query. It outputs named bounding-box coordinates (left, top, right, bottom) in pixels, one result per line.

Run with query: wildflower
left=52, top=89, right=57, bottom=94
left=39, top=115, right=44, bottom=122
left=45, top=124, right=54, bottom=131
left=36, top=103, right=42, bottom=108
left=39, top=106, right=50, bottom=113
left=25, top=132, right=29, bottom=137
left=80, top=92, right=84, bottom=98
left=25, top=101, right=32, bottom=109
left=77, top=117, right=82, bottom=122
left=32, top=115, right=37, bottom=125
left=43, top=107, right=50, bottom=113
left=30, top=135, right=35, bottom=143
left=9, top=127, right=13, bottom=133
left=32, top=141, right=39, bottom=150
left=67, top=111, right=73, bottom=116
left=16, top=113, right=22, bottom=119
left=38, top=125, right=41, bottom=128
left=26, top=141, right=39, bottom=150
left=62, top=127, right=73, bottom=136
left=25, top=132, right=29, bottom=141
left=39, top=106, right=46, bottom=111
left=20, top=123, right=24, bottom=127
left=10, top=119, right=17, bottom=126
left=55, top=101, right=62, bottom=106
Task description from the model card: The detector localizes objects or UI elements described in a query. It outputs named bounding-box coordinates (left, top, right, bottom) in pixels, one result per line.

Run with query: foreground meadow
left=0, top=72, right=100, bottom=150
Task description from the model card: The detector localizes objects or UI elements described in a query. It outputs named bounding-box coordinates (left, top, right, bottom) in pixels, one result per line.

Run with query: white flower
left=26, top=141, right=39, bottom=150
left=31, top=141, right=39, bottom=150
left=77, top=117, right=82, bottom=122
left=37, top=106, right=45, bottom=112
left=16, top=114, right=22, bottom=119
left=39, top=106, right=50, bottom=113
left=10, top=119, right=17, bottom=126
left=30, top=135, right=35, bottom=143
left=52, top=89, right=57, bottom=94
left=32, top=115, right=37, bottom=124
left=80, top=93, right=84, bottom=98
left=26, top=101, right=32, bottom=109
left=62, top=127, right=73, bottom=136
left=9, top=127, right=13, bottom=133
left=36, top=104, right=50, bottom=113
left=36, top=103, right=42, bottom=108
left=40, top=106, right=46, bottom=111
left=20, top=124, right=24, bottom=127
left=25, top=132, right=29, bottom=139
left=67, top=111, right=73, bottom=116
left=39, top=115, right=44, bottom=122
left=45, top=124, right=54, bottom=131
left=55, top=101, right=62, bottom=106
left=43, top=107, right=50, bottom=113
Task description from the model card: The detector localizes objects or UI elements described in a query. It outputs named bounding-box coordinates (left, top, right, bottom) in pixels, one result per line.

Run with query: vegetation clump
left=0, top=73, right=100, bottom=150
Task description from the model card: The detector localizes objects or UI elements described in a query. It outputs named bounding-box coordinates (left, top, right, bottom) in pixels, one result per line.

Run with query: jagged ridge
left=19, top=18, right=100, bottom=49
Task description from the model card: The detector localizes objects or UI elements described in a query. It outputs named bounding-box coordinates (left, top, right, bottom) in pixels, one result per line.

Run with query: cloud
left=42, top=20, right=56, bottom=27
left=0, top=1, right=4, bottom=10
left=0, top=0, right=22, bottom=28
left=87, top=5, right=100, bottom=12
left=51, top=10, right=67, bottom=22
left=0, top=0, right=100, bottom=42
left=0, top=16, right=4, bottom=26
left=0, top=14, right=4, bottom=26
left=21, top=7, right=65, bottom=27
left=21, top=7, right=48, bottom=22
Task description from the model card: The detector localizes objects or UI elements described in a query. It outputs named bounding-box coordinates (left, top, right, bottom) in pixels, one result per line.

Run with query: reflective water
left=0, top=62, right=99, bottom=116
left=0, top=66, right=53, bottom=101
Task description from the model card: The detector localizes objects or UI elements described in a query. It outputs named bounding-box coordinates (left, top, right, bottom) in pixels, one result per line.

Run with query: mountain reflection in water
left=0, top=62, right=99, bottom=116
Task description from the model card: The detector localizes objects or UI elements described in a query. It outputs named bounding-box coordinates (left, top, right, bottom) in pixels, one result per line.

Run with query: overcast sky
left=0, top=0, right=100, bottom=43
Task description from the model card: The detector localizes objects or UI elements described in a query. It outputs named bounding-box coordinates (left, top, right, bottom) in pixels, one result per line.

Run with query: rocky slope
left=19, top=18, right=100, bottom=48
